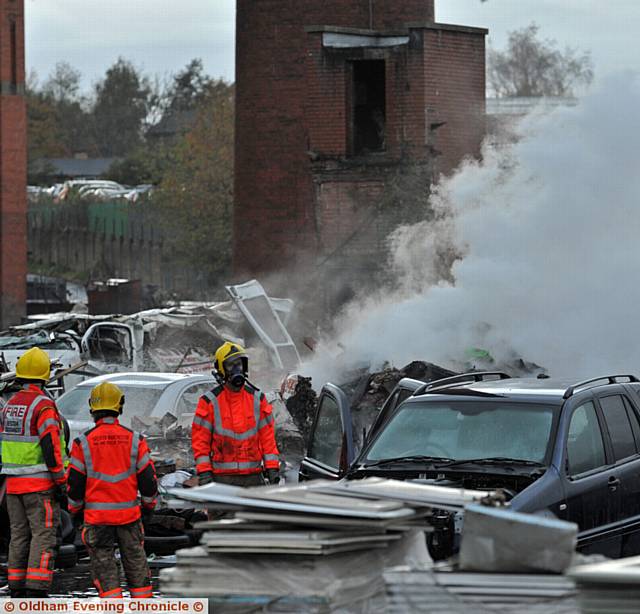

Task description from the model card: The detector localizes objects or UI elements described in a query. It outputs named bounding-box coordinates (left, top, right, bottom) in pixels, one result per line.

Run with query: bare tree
left=488, top=23, right=594, bottom=98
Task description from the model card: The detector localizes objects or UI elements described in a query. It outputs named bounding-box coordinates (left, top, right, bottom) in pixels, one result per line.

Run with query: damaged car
left=300, top=372, right=640, bottom=560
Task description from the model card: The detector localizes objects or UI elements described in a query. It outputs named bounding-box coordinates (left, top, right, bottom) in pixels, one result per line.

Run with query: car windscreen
left=58, top=385, right=164, bottom=419
left=365, top=399, right=557, bottom=464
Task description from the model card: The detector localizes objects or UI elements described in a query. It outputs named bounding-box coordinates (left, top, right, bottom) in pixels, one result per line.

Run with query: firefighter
left=66, top=381, right=158, bottom=599
left=192, top=342, right=280, bottom=487
left=0, top=347, right=66, bottom=598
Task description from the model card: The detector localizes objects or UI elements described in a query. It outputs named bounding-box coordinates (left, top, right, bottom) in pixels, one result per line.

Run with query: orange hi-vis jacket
left=66, top=417, right=158, bottom=525
left=192, top=384, right=280, bottom=475
left=0, top=384, right=66, bottom=495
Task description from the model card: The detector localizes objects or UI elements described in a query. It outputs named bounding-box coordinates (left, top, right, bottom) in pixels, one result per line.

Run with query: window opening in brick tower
left=351, top=60, right=386, bottom=155
left=9, top=19, right=18, bottom=92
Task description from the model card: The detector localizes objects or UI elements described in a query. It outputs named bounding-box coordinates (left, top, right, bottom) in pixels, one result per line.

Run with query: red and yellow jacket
left=192, top=384, right=279, bottom=475
left=0, top=384, right=66, bottom=495
left=66, top=416, right=157, bottom=525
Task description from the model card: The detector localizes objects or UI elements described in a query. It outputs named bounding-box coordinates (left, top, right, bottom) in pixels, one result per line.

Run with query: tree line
left=27, top=58, right=234, bottom=284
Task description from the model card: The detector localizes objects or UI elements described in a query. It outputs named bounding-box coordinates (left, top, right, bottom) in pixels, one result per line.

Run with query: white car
left=57, top=372, right=216, bottom=440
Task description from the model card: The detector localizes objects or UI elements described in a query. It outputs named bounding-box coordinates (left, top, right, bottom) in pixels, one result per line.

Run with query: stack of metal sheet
left=569, top=554, right=640, bottom=613
left=384, top=568, right=579, bottom=614
left=161, top=478, right=495, bottom=612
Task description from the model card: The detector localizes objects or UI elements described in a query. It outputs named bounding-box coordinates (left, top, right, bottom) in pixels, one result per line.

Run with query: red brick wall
left=422, top=25, right=486, bottom=177
left=233, top=0, right=435, bottom=277
left=0, top=0, right=27, bottom=327
left=233, top=1, right=485, bottom=288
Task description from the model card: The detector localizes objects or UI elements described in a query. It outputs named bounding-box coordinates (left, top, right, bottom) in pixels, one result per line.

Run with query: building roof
left=33, top=157, right=118, bottom=179
left=486, top=97, right=577, bottom=116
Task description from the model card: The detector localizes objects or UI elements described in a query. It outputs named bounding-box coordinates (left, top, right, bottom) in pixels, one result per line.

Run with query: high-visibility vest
left=192, top=386, right=279, bottom=475
left=69, top=418, right=153, bottom=525
left=1, top=392, right=66, bottom=479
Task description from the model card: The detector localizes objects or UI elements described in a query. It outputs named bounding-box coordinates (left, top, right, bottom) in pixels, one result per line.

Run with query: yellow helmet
left=214, top=341, right=248, bottom=378
left=89, top=381, right=125, bottom=413
left=15, top=347, right=50, bottom=381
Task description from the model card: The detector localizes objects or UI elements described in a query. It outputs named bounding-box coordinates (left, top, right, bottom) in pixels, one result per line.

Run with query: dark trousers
left=81, top=520, right=152, bottom=598
left=213, top=473, right=265, bottom=487
left=7, top=490, right=59, bottom=593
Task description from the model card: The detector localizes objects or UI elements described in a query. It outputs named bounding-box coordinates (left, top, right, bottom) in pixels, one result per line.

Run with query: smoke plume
left=305, top=73, right=640, bottom=384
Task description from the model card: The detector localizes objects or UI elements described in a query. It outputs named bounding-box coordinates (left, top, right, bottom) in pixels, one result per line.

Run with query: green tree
left=41, top=61, right=96, bottom=155
left=165, top=58, right=213, bottom=113
left=488, top=23, right=594, bottom=98
left=154, top=81, right=234, bottom=281
left=92, top=58, right=151, bottom=157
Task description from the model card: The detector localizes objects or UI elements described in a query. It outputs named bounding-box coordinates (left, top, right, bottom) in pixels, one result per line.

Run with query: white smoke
left=305, top=73, right=640, bottom=384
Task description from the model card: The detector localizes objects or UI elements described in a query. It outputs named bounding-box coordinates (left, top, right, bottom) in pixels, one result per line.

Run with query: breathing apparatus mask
left=226, top=357, right=247, bottom=390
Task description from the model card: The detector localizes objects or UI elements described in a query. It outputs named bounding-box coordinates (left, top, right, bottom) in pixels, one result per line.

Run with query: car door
left=594, top=390, right=640, bottom=556
left=298, top=384, right=353, bottom=481
left=80, top=323, right=136, bottom=368
left=561, top=397, right=623, bottom=557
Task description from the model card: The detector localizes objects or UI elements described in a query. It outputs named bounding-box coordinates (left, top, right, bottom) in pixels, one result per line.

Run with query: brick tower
left=233, top=1, right=486, bottom=305
left=0, top=0, right=26, bottom=327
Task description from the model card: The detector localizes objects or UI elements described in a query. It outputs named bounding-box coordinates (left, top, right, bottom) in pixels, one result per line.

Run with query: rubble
left=0, top=281, right=302, bottom=395
left=283, top=360, right=457, bottom=447
left=162, top=479, right=584, bottom=612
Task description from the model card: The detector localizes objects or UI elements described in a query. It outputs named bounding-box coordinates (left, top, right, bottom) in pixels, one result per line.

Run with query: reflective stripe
left=100, top=587, right=123, bottom=598
left=193, top=415, right=213, bottom=432
left=130, top=586, right=152, bottom=598
left=40, top=552, right=51, bottom=572
left=37, top=418, right=59, bottom=435
left=195, top=455, right=211, bottom=465
left=136, top=453, right=150, bottom=471
left=85, top=499, right=139, bottom=510
left=263, top=454, right=279, bottom=461
left=0, top=433, right=39, bottom=442
left=2, top=463, right=49, bottom=475
left=79, top=430, right=139, bottom=483
left=3, top=470, right=52, bottom=479
left=258, top=414, right=274, bottom=429
left=210, top=391, right=261, bottom=441
left=68, top=497, right=84, bottom=508
left=70, top=457, right=86, bottom=472
left=26, top=569, right=53, bottom=578
left=25, top=395, right=51, bottom=432
left=141, top=495, right=156, bottom=504
left=212, top=460, right=262, bottom=470
left=50, top=469, right=65, bottom=480
left=44, top=499, right=53, bottom=528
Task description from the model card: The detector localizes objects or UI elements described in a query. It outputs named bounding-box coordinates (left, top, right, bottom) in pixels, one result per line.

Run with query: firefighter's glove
left=199, top=471, right=214, bottom=486
left=266, top=469, right=280, bottom=485
left=53, top=482, right=67, bottom=503
left=142, top=506, right=154, bottom=523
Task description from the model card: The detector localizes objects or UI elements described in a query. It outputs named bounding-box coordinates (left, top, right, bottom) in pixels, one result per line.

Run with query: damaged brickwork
left=233, top=0, right=486, bottom=311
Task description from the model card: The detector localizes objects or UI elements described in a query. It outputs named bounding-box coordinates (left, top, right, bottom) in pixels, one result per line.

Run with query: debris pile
left=161, top=478, right=496, bottom=612
left=0, top=279, right=302, bottom=395
left=132, top=412, right=195, bottom=470
left=161, top=478, right=584, bottom=612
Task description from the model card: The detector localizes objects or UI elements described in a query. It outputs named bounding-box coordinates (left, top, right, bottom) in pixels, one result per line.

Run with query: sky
left=26, top=0, right=640, bottom=90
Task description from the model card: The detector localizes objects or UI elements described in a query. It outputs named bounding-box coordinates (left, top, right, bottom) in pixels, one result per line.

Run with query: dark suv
left=299, top=372, right=640, bottom=560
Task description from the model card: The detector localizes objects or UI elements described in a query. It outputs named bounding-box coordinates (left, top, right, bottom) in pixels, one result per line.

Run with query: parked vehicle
left=300, top=372, right=640, bottom=560
left=57, top=371, right=216, bottom=440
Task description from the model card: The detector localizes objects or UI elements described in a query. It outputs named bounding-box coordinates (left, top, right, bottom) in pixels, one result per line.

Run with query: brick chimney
left=0, top=0, right=27, bottom=327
